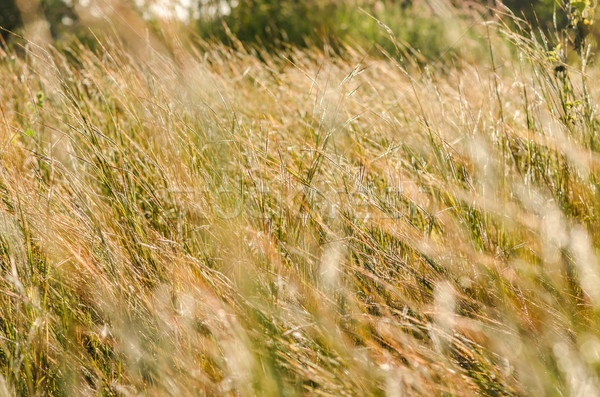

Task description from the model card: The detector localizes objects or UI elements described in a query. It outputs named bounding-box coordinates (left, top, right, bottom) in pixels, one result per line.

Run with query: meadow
left=1, top=1, right=600, bottom=395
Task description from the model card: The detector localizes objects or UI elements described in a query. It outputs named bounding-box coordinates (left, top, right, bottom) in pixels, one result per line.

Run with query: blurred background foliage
left=196, top=0, right=484, bottom=60
left=0, top=1, right=592, bottom=59
left=502, top=0, right=565, bottom=27
left=0, top=0, right=22, bottom=40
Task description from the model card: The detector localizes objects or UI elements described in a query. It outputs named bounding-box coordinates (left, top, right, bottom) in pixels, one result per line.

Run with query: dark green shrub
left=198, top=0, right=340, bottom=48
left=501, top=0, right=566, bottom=29
left=196, top=0, right=484, bottom=62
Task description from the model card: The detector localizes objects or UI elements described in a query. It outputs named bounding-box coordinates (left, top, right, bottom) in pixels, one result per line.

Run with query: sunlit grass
left=1, top=8, right=600, bottom=395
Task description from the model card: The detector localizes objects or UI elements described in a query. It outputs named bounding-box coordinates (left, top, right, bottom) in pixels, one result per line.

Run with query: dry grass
left=0, top=14, right=600, bottom=395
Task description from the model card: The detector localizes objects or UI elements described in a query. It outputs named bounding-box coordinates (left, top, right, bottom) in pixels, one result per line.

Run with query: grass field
left=2, top=4, right=600, bottom=395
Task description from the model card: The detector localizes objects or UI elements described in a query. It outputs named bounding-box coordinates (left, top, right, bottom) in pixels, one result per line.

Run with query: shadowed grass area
left=1, top=6, right=600, bottom=394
